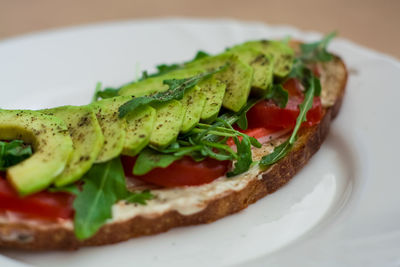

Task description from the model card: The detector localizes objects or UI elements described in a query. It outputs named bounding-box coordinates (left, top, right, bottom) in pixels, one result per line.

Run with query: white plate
left=0, top=18, right=399, bottom=267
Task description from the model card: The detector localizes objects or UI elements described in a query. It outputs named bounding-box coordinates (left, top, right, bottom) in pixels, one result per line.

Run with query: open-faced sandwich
left=0, top=33, right=347, bottom=250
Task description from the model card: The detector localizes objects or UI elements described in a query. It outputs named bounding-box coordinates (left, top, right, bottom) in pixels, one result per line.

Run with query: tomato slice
left=247, top=97, right=322, bottom=129
left=0, top=177, right=74, bottom=220
left=282, top=78, right=304, bottom=97
left=247, top=78, right=323, bottom=129
left=122, top=156, right=230, bottom=187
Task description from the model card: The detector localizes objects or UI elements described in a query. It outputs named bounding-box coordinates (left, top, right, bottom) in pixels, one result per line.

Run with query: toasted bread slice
left=0, top=47, right=347, bottom=250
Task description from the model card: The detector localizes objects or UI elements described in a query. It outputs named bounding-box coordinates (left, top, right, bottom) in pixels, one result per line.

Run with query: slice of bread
left=0, top=46, right=347, bottom=250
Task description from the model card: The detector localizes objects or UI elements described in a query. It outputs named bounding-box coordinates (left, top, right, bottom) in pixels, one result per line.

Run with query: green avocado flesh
left=233, top=40, right=294, bottom=79
left=41, top=106, right=104, bottom=187
left=228, top=47, right=274, bottom=91
left=0, top=110, right=73, bottom=196
left=123, top=105, right=157, bottom=156
left=149, top=100, right=185, bottom=149
left=91, top=96, right=130, bottom=163
left=186, top=54, right=253, bottom=112
left=180, top=85, right=206, bottom=133
left=199, top=77, right=226, bottom=123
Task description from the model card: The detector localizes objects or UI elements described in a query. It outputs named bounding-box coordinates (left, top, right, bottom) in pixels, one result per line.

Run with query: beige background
left=0, top=0, right=399, bottom=58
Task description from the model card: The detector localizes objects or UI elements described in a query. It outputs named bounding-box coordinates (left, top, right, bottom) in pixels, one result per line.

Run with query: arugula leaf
left=192, top=50, right=210, bottom=61
left=259, top=140, right=291, bottom=166
left=236, top=113, right=248, bottom=130
left=73, top=157, right=153, bottom=240
left=289, top=76, right=318, bottom=143
left=265, top=84, right=289, bottom=108
left=248, top=136, right=262, bottom=148
left=92, top=82, right=102, bottom=102
left=0, top=140, right=32, bottom=171
left=234, top=98, right=261, bottom=130
left=92, top=81, right=123, bottom=101
left=140, top=50, right=210, bottom=80
left=48, top=184, right=80, bottom=195
left=260, top=75, right=320, bottom=167
left=94, top=88, right=120, bottom=100
left=133, top=148, right=182, bottom=175
left=300, top=32, right=336, bottom=62
left=125, top=190, right=154, bottom=205
left=119, top=67, right=224, bottom=117
left=141, top=63, right=181, bottom=80
left=227, top=136, right=253, bottom=177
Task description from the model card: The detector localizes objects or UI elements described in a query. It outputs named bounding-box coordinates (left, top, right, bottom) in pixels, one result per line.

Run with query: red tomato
left=226, top=127, right=278, bottom=146
left=0, top=178, right=74, bottom=220
left=283, top=78, right=304, bottom=97
left=121, top=156, right=230, bottom=187
left=246, top=78, right=323, bottom=129
left=247, top=97, right=322, bottom=129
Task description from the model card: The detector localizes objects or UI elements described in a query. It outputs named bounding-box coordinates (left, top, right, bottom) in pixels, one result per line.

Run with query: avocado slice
left=186, top=54, right=253, bottom=112
left=0, top=110, right=73, bottom=196
left=123, top=105, right=157, bottom=156
left=234, top=40, right=294, bottom=79
left=41, top=106, right=104, bottom=187
left=180, top=85, right=206, bottom=133
left=149, top=100, right=185, bottom=149
left=228, top=47, right=274, bottom=91
left=199, top=77, right=226, bottom=123
left=91, top=96, right=130, bottom=162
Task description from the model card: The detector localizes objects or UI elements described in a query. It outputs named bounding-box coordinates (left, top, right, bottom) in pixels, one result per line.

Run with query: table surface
left=0, top=0, right=399, bottom=59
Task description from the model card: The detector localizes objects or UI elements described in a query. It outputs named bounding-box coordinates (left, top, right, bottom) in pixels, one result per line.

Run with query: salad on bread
left=0, top=32, right=347, bottom=250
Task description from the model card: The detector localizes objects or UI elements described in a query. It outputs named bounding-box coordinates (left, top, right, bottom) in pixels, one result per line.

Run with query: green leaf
left=260, top=140, right=292, bottom=166
left=92, top=82, right=102, bottom=102
left=95, top=88, right=120, bottom=100
left=133, top=148, right=182, bottom=175
left=314, top=76, right=322, bottom=96
left=140, top=50, right=210, bottom=80
left=289, top=76, right=316, bottom=144
left=236, top=113, right=248, bottom=130
left=288, top=61, right=321, bottom=96
left=73, top=157, right=153, bottom=240
left=141, top=63, right=181, bottom=80
left=265, top=84, right=289, bottom=108
left=300, top=32, right=336, bottom=62
left=227, top=136, right=253, bottom=177
left=0, top=140, right=32, bottom=171
left=248, top=136, right=262, bottom=148
left=73, top=158, right=126, bottom=240
left=235, top=97, right=261, bottom=130
left=119, top=67, right=224, bottom=117
left=125, top=190, right=154, bottom=205
left=48, top=184, right=80, bottom=195
left=192, top=50, right=210, bottom=61
left=92, top=82, right=122, bottom=101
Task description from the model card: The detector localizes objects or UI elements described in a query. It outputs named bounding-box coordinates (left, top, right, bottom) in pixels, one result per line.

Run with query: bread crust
left=0, top=55, right=347, bottom=250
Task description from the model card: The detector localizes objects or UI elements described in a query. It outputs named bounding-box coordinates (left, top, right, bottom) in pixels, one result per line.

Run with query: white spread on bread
left=0, top=137, right=285, bottom=232
left=110, top=137, right=285, bottom=222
